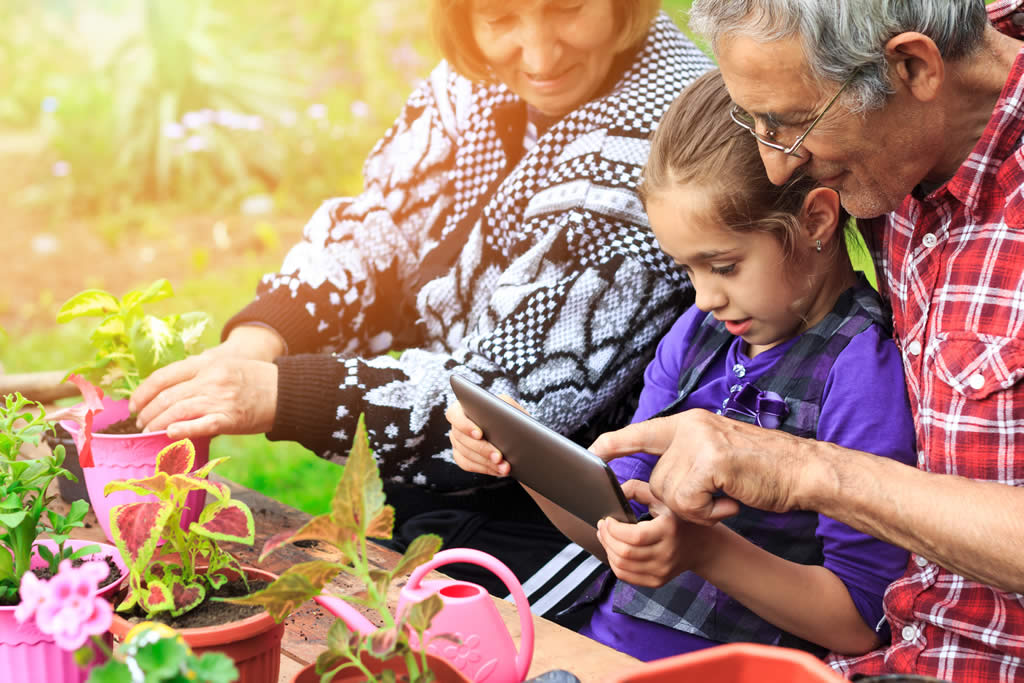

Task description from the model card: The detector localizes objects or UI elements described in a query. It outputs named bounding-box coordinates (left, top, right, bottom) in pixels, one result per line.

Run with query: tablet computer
left=450, top=374, right=637, bottom=527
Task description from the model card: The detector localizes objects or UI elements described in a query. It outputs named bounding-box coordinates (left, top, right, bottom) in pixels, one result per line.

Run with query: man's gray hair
left=689, top=0, right=989, bottom=112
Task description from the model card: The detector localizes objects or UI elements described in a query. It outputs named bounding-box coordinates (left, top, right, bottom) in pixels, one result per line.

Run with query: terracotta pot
left=109, top=566, right=283, bottom=683
left=607, top=642, right=844, bottom=683
left=290, top=651, right=471, bottom=683
left=62, top=397, right=210, bottom=544
left=0, top=539, right=127, bottom=683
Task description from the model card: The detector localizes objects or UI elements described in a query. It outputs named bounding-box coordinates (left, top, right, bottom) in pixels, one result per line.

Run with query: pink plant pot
left=62, top=398, right=210, bottom=544
left=0, top=539, right=127, bottom=683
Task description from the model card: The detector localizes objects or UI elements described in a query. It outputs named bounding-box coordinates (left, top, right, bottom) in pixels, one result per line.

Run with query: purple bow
left=722, top=382, right=789, bottom=429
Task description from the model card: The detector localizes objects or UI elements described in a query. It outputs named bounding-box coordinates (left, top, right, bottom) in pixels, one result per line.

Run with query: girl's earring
left=815, top=239, right=822, bottom=253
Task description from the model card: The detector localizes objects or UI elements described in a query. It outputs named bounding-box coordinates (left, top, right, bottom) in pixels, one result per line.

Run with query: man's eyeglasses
left=729, top=75, right=856, bottom=158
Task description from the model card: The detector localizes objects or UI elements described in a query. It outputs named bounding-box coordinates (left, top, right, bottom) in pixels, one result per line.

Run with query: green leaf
left=225, top=561, right=340, bottom=623
left=85, top=660, right=134, bottom=683
left=391, top=534, right=442, bottom=578
left=133, top=637, right=188, bottom=678
left=191, top=652, right=240, bottom=683
left=403, top=593, right=443, bottom=634
left=56, top=289, right=120, bottom=322
left=259, top=515, right=353, bottom=562
left=332, top=418, right=386, bottom=534
left=0, top=510, right=27, bottom=528
left=131, top=316, right=186, bottom=378
left=126, top=278, right=174, bottom=308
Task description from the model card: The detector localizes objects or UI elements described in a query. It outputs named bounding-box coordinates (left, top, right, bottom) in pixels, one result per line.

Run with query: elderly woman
left=130, top=0, right=712, bottom=608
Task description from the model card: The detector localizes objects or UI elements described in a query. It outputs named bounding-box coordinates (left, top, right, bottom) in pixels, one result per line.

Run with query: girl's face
left=647, top=183, right=827, bottom=358
left=470, top=0, right=619, bottom=118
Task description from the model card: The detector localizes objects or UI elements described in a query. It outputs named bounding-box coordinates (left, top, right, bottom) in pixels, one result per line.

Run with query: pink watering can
left=315, top=548, right=535, bottom=682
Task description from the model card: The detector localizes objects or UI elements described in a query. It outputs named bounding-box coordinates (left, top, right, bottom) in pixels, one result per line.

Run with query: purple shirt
left=582, top=305, right=916, bottom=661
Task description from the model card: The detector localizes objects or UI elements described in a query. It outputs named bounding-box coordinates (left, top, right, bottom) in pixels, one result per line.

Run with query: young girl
left=447, top=69, right=916, bottom=660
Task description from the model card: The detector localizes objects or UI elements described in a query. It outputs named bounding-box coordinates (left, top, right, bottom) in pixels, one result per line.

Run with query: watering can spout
left=313, top=594, right=376, bottom=636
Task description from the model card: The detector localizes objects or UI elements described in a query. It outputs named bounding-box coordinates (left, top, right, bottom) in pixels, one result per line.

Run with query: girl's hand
left=446, top=399, right=511, bottom=477
left=597, top=479, right=717, bottom=587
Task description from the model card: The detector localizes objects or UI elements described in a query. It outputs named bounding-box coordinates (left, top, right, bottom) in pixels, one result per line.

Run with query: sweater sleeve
left=814, top=325, right=916, bottom=635
left=223, top=61, right=462, bottom=356
left=269, top=209, right=691, bottom=493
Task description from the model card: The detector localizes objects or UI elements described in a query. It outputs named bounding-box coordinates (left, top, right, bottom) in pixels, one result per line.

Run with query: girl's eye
left=485, top=14, right=514, bottom=27
left=710, top=264, right=736, bottom=276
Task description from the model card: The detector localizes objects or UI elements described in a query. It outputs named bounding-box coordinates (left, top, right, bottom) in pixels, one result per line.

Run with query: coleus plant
left=230, top=418, right=446, bottom=683
left=0, top=392, right=100, bottom=602
left=106, top=438, right=255, bottom=618
left=57, top=278, right=210, bottom=399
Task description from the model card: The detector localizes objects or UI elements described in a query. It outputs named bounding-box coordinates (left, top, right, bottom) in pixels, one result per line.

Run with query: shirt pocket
left=926, top=332, right=1024, bottom=400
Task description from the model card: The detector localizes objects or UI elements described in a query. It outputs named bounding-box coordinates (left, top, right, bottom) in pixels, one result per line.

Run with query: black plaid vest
left=613, top=276, right=889, bottom=653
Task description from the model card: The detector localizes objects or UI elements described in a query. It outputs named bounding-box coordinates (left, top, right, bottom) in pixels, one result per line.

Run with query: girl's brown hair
left=431, top=0, right=661, bottom=83
left=640, top=68, right=846, bottom=258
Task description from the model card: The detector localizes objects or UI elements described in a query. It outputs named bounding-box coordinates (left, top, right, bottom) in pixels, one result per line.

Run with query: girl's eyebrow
left=694, top=248, right=736, bottom=260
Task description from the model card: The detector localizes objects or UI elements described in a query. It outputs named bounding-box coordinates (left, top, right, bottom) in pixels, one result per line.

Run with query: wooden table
left=63, top=479, right=642, bottom=682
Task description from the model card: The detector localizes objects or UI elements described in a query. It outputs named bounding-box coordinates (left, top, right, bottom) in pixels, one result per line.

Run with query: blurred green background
left=1, top=0, right=872, bottom=515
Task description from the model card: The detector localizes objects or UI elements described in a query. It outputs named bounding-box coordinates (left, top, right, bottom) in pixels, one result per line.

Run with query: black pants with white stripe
left=381, top=479, right=606, bottom=629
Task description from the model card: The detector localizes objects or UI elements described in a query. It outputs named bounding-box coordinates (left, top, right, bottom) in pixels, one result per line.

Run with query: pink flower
left=17, top=559, right=114, bottom=651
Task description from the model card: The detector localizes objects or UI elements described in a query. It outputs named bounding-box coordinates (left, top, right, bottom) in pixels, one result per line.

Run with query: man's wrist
left=792, top=438, right=844, bottom=514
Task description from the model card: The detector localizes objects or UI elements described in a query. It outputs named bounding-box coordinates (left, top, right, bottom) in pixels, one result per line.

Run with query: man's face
left=717, top=33, right=940, bottom=218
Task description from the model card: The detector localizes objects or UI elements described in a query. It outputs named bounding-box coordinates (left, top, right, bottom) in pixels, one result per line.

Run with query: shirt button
left=968, top=373, right=985, bottom=390
left=915, top=555, right=928, bottom=567
left=922, top=232, right=938, bottom=248
left=732, top=363, right=746, bottom=378
left=907, top=340, right=922, bottom=356
left=901, top=625, right=916, bottom=641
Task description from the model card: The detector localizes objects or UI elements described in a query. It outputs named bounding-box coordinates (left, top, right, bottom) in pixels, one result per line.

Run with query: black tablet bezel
left=450, top=374, right=637, bottom=527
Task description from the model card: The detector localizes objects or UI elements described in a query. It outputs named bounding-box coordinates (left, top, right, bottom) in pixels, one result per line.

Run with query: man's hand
left=590, top=409, right=811, bottom=526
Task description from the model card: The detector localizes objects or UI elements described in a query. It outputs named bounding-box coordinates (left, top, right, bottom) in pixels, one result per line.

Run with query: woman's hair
left=640, top=68, right=845, bottom=259
left=431, top=0, right=661, bottom=83
left=689, top=0, right=988, bottom=113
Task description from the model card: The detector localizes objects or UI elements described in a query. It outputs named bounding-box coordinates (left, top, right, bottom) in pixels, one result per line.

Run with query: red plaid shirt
left=829, top=2, right=1024, bottom=680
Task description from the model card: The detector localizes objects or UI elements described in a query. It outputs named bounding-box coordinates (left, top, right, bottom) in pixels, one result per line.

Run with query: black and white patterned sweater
left=225, top=13, right=712, bottom=492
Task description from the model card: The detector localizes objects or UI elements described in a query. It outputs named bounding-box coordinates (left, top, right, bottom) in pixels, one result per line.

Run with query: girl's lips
left=724, top=319, right=752, bottom=336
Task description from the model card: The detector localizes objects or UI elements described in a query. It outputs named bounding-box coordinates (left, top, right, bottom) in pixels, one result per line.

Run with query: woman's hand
left=446, top=399, right=511, bottom=477
left=597, top=479, right=717, bottom=587
left=130, top=353, right=278, bottom=441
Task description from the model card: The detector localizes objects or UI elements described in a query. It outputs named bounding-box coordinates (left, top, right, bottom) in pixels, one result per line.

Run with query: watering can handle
left=407, top=548, right=535, bottom=682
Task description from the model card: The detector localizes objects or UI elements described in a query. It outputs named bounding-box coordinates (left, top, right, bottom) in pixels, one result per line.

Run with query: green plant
left=0, top=393, right=98, bottom=601
left=56, top=278, right=210, bottom=399
left=89, top=621, right=239, bottom=683
left=230, top=418, right=445, bottom=683
left=106, top=438, right=255, bottom=618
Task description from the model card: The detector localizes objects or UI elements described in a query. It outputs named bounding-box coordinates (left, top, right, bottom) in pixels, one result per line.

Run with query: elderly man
left=591, top=1, right=1024, bottom=679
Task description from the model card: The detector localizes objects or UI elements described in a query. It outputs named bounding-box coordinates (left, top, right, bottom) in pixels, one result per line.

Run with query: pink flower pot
left=0, top=539, right=127, bottom=683
left=62, top=398, right=210, bottom=544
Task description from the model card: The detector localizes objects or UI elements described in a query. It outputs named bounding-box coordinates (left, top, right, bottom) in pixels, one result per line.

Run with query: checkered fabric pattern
left=829, top=2, right=1024, bottom=679
left=225, top=13, right=712, bottom=491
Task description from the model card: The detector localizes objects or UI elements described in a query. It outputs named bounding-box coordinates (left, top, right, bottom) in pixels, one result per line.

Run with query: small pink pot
left=62, top=398, right=210, bottom=544
left=0, top=539, right=127, bottom=683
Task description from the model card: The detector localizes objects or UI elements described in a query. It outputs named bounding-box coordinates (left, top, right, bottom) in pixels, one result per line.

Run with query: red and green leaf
left=190, top=499, right=255, bottom=545
left=140, top=580, right=174, bottom=614
left=104, top=472, right=168, bottom=497
left=155, top=439, right=196, bottom=476
left=332, top=418, right=386, bottom=532
left=169, top=580, right=206, bottom=617
left=110, top=499, right=174, bottom=569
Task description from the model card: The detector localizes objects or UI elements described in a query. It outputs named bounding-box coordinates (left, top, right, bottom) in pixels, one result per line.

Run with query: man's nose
left=759, top=145, right=809, bottom=186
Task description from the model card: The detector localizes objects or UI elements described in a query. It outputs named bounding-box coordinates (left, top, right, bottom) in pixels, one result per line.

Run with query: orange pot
left=289, top=651, right=470, bottom=683
left=608, top=642, right=844, bottom=683
left=109, top=566, right=284, bottom=683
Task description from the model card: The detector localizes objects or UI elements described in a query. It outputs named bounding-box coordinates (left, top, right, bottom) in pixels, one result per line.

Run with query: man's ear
left=885, top=32, right=944, bottom=103
left=801, top=187, right=842, bottom=247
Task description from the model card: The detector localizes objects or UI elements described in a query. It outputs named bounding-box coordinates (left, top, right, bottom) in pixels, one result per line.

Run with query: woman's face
left=470, top=0, right=620, bottom=118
